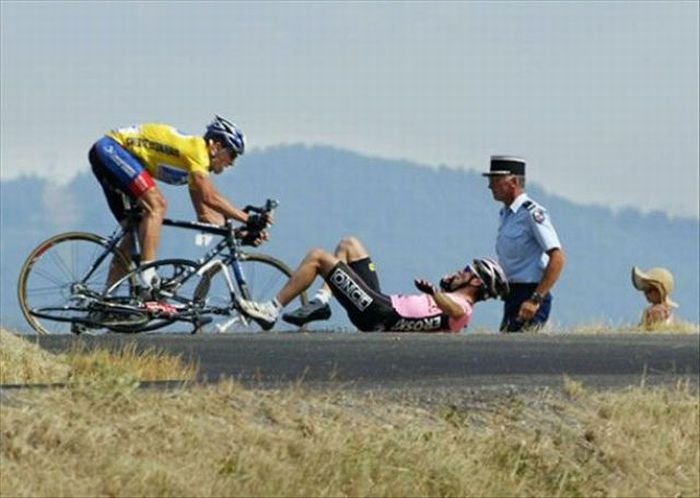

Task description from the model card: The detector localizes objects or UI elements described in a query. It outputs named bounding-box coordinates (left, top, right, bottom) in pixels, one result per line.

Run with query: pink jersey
left=390, top=293, right=472, bottom=332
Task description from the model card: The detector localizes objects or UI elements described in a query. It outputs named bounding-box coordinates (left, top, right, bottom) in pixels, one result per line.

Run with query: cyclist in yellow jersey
left=106, top=123, right=212, bottom=186
left=89, top=115, right=270, bottom=288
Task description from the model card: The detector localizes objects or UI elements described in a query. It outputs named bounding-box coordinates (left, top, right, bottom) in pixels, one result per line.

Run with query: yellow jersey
left=106, top=123, right=210, bottom=186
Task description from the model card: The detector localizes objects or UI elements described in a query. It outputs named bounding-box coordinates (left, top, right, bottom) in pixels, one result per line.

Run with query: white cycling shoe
left=236, top=298, right=278, bottom=331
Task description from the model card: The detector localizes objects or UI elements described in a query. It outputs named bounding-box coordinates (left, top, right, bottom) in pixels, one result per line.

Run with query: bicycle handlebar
left=243, top=198, right=279, bottom=215
left=232, top=198, right=278, bottom=244
left=161, top=199, right=279, bottom=239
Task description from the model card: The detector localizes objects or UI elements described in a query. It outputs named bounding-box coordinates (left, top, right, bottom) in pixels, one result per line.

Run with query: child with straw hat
left=631, top=266, right=679, bottom=329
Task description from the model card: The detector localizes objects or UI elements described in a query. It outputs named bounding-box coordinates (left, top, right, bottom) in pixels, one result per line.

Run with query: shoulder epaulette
left=523, top=200, right=535, bottom=211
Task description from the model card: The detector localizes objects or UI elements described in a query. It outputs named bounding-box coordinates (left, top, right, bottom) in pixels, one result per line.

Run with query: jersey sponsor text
left=392, top=316, right=443, bottom=331
left=125, top=137, right=180, bottom=157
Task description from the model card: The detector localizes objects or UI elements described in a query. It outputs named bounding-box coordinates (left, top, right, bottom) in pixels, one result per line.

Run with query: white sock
left=314, top=288, right=331, bottom=304
left=272, top=298, right=282, bottom=311
left=140, top=262, right=159, bottom=288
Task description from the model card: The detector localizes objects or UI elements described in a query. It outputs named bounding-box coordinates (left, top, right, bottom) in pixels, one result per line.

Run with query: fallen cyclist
left=236, top=236, right=509, bottom=332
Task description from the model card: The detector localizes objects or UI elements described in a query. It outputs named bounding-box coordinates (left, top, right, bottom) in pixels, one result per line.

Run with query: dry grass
left=532, top=320, right=700, bottom=336
left=1, top=329, right=698, bottom=497
left=0, top=329, right=71, bottom=384
left=0, top=329, right=197, bottom=385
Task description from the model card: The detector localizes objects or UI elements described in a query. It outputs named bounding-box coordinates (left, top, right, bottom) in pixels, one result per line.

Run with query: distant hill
left=1, top=144, right=698, bottom=332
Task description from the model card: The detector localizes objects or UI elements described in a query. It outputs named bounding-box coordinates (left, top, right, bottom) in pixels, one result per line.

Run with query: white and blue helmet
left=469, top=258, right=510, bottom=300
left=204, top=115, right=246, bottom=155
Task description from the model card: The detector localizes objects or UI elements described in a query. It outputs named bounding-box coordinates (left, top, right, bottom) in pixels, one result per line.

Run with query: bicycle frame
left=77, top=209, right=251, bottom=299
left=158, top=218, right=249, bottom=301
left=114, top=216, right=286, bottom=333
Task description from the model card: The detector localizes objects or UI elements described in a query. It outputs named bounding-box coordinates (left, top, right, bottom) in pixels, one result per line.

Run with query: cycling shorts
left=325, top=260, right=397, bottom=332
left=89, top=137, right=155, bottom=221
left=348, top=257, right=381, bottom=294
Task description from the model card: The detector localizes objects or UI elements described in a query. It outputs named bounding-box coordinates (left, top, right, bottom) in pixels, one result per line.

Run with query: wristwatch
left=530, top=292, right=544, bottom=305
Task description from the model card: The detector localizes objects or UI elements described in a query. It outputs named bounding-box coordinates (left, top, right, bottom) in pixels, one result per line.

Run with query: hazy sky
left=1, top=1, right=698, bottom=218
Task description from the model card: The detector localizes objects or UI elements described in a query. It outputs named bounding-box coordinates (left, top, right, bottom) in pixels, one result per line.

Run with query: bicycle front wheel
left=201, top=253, right=308, bottom=333
left=17, top=232, right=133, bottom=335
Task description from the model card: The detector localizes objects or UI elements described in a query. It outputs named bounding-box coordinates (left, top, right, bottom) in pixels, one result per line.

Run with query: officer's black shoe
left=282, top=299, right=332, bottom=326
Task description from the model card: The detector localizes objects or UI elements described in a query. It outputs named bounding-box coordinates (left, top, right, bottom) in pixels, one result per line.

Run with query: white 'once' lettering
left=330, top=268, right=373, bottom=311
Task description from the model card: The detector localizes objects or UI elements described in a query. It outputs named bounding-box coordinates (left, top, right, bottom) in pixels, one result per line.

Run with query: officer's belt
left=508, top=282, right=539, bottom=289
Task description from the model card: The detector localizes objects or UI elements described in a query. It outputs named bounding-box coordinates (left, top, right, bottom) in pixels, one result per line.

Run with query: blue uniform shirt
left=496, top=193, right=561, bottom=283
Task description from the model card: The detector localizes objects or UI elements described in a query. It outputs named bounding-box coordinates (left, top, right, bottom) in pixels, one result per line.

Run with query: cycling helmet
left=468, top=258, right=510, bottom=300
left=204, top=115, right=246, bottom=155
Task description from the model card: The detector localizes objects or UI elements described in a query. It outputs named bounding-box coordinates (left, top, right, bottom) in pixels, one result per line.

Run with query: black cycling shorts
left=348, top=257, right=381, bottom=293
left=324, top=260, right=398, bottom=332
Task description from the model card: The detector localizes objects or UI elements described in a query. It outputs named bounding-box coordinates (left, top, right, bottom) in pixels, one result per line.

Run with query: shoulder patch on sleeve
left=532, top=208, right=546, bottom=224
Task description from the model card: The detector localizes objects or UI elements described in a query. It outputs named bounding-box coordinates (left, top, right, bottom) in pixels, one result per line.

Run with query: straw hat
left=631, top=266, right=679, bottom=307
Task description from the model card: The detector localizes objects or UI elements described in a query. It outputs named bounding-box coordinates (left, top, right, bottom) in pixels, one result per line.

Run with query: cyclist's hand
left=414, top=278, right=438, bottom=295
left=246, top=212, right=271, bottom=231
left=439, top=273, right=458, bottom=291
left=240, top=229, right=269, bottom=246
left=253, top=230, right=270, bottom=245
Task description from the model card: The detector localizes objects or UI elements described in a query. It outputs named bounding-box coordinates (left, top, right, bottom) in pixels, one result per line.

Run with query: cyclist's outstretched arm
left=189, top=195, right=225, bottom=225
left=188, top=172, right=249, bottom=223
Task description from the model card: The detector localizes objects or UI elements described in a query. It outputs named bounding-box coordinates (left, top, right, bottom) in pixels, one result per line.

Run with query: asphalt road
left=28, top=332, right=700, bottom=391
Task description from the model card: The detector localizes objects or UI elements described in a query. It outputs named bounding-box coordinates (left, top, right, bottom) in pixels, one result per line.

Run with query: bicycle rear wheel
left=17, top=232, right=134, bottom=335
left=31, top=301, right=149, bottom=331
left=200, top=253, right=308, bottom=333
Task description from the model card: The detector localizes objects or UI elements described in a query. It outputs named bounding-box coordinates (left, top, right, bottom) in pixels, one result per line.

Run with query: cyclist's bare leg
left=137, top=188, right=167, bottom=263
left=276, top=248, right=339, bottom=306
left=105, top=231, right=134, bottom=289
left=305, top=235, right=370, bottom=298
left=277, top=236, right=370, bottom=306
left=335, top=235, right=370, bottom=262
left=104, top=189, right=165, bottom=291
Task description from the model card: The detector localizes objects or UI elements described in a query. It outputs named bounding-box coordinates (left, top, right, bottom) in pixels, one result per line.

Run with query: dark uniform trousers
left=500, top=283, right=552, bottom=333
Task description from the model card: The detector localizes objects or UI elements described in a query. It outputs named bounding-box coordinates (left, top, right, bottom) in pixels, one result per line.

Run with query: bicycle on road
left=17, top=199, right=307, bottom=335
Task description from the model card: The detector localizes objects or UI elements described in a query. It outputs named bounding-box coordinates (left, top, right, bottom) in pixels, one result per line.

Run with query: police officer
left=482, top=156, right=565, bottom=332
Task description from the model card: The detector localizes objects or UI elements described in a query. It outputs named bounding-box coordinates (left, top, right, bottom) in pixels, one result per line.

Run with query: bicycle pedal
left=136, top=287, right=156, bottom=301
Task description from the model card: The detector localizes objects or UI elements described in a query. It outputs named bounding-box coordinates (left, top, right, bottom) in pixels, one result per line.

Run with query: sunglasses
left=463, top=265, right=484, bottom=286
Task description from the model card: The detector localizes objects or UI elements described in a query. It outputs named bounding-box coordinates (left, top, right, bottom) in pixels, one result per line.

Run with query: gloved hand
left=240, top=229, right=269, bottom=246
left=414, top=278, right=438, bottom=295
left=245, top=212, right=269, bottom=231
left=439, top=274, right=457, bottom=291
